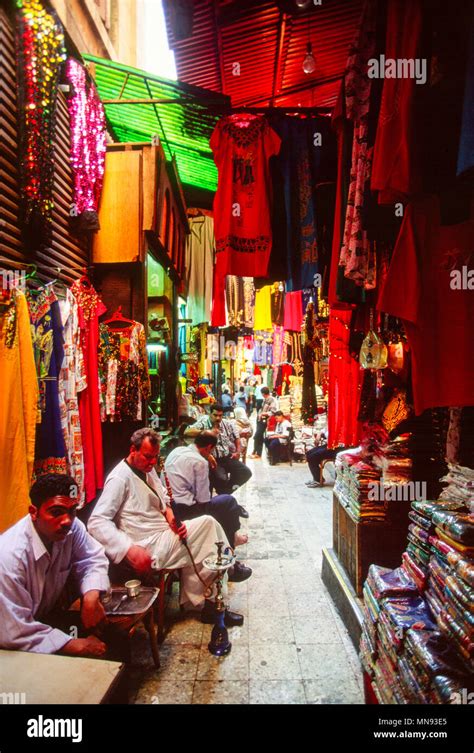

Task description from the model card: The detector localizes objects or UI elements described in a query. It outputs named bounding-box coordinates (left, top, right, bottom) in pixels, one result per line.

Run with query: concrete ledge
left=321, top=547, right=364, bottom=651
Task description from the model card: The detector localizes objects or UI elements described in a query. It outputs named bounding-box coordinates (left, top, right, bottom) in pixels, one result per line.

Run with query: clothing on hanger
left=26, top=286, right=67, bottom=477
left=98, top=318, right=151, bottom=422
left=0, top=289, right=39, bottom=532
left=210, top=114, right=281, bottom=325
left=70, top=277, right=106, bottom=503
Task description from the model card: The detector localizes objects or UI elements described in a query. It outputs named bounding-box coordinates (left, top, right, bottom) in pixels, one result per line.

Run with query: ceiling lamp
left=302, top=9, right=316, bottom=74
left=303, top=41, right=316, bottom=74
left=295, top=0, right=311, bottom=8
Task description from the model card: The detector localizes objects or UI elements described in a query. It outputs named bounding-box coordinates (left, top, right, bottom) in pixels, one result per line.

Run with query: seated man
left=164, top=432, right=252, bottom=582
left=220, top=388, right=233, bottom=414
left=88, top=428, right=243, bottom=626
left=250, top=387, right=279, bottom=459
left=184, top=405, right=251, bottom=514
left=305, top=416, right=339, bottom=487
left=264, top=411, right=292, bottom=465
left=0, top=474, right=109, bottom=657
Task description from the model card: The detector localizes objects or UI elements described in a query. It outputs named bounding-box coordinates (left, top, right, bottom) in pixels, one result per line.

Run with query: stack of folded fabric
left=376, top=595, right=436, bottom=704
left=402, top=500, right=467, bottom=598
left=432, top=510, right=474, bottom=672
left=360, top=565, right=421, bottom=702
left=381, top=433, right=413, bottom=487
left=400, top=629, right=472, bottom=704
left=360, top=582, right=379, bottom=678
left=439, top=464, right=474, bottom=511
left=335, top=449, right=384, bottom=521
left=360, top=501, right=474, bottom=704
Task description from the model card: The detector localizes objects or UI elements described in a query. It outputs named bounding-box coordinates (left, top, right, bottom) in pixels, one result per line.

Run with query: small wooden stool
left=107, top=595, right=161, bottom=668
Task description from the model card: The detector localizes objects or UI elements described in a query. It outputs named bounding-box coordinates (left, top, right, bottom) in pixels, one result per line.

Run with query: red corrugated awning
left=163, top=0, right=363, bottom=110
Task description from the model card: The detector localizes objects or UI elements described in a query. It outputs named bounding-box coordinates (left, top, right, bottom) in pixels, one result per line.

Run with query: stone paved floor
left=128, top=456, right=364, bottom=704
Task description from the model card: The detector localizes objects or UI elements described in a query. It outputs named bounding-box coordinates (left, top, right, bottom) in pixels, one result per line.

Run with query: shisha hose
left=159, top=457, right=224, bottom=598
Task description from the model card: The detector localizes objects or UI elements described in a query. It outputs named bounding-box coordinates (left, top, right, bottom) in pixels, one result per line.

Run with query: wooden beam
left=271, top=11, right=288, bottom=107
left=211, top=0, right=226, bottom=95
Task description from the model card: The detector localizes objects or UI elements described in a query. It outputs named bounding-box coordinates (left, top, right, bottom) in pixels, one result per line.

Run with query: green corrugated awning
left=84, top=55, right=230, bottom=198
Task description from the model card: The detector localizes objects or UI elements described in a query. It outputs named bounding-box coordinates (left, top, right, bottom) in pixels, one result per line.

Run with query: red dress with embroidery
left=210, top=115, right=281, bottom=325
left=71, top=280, right=106, bottom=503
left=377, top=196, right=474, bottom=414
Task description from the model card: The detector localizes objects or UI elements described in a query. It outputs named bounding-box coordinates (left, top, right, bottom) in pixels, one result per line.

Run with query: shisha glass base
left=203, top=541, right=235, bottom=656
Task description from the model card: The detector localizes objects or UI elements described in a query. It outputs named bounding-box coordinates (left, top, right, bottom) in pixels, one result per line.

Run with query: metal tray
left=103, top=586, right=159, bottom=616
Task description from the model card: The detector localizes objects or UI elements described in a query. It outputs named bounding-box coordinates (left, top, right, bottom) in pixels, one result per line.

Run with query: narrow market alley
left=128, top=459, right=363, bottom=705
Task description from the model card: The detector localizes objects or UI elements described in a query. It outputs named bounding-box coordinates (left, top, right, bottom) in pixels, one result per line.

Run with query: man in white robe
left=88, top=428, right=244, bottom=626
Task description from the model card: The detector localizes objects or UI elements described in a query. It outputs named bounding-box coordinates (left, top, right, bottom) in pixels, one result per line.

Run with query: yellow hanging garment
left=0, top=290, right=39, bottom=532
left=254, top=285, right=273, bottom=330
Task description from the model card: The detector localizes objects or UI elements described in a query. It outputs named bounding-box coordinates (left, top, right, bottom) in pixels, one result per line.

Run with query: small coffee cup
left=124, top=579, right=141, bottom=598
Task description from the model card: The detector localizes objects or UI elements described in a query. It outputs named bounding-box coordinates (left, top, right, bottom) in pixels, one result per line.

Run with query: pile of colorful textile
left=360, top=564, right=436, bottom=704
left=439, top=464, right=474, bottom=511
left=402, top=500, right=464, bottom=594
left=381, top=433, right=412, bottom=487
left=335, top=448, right=384, bottom=521
left=400, top=629, right=473, bottom=704
left=432, top=510, right=474, bottom=672
left=360, top=498, right=474, bottom=703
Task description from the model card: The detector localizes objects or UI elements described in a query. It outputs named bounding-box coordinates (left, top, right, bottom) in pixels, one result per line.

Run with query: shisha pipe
left=203, top=541, right=235, bottom=656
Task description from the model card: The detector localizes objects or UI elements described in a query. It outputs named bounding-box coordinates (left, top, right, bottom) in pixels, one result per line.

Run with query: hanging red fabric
left=327, top=308, right=363, bottom=449
left=71, top=277, right=106, bottom=503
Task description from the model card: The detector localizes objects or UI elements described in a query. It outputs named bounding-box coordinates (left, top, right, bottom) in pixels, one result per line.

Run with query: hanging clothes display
left=253, top=331, right=273, bottom=367
left=270, top=114, right=337, bottom=291
left=283, top=290, right=303, bottom=332
left=328, top=89, right=365, bottom=306
left=270, top=283, right=285, bottom=325
left=186, top=214, right=215, bottom=326
left=225, top=276, right=245, bottom=328
left=254, top=285, right=273, bottom=330
left=58, top=288, right=87, bottom=505
left=98, top=321, right=151, bottom=422
left=243, top=277, right=255, bottom=328
left=70, top=279, right=106, bottom=504
left=377, top=194, right=474, bottom=415
left=210, top=114, right=281, bottom=325
left=210, top=114, right=281, bottom=276
left=327, top=308, right=362, bottom=449
left=338, top=0, right=377, bottom=288
left=27, top=287, right=67, bottom=476
left=370, top=0, right=424, bottom=204
left=0, top=289, right=39, bottom=532
left=301, top=302, right=319, bottom=423
left=64, top=57, right=107, bottom=232
left=272, top=325, right=285, bottom=368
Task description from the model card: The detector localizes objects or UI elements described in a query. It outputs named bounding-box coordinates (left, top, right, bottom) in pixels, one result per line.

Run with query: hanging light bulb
left=302, top=41, right=316, bottom=74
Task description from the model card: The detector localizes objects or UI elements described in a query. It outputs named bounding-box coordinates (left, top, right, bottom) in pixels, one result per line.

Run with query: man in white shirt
left=184, top=405, right=252, bottom=510
left=0, top=474, right=110, bottom=656
left=164, top=433, right=252, bottom=583
left=264, top=411, right=292, bottom=466
left=88, top=428, right=244, bottom=626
